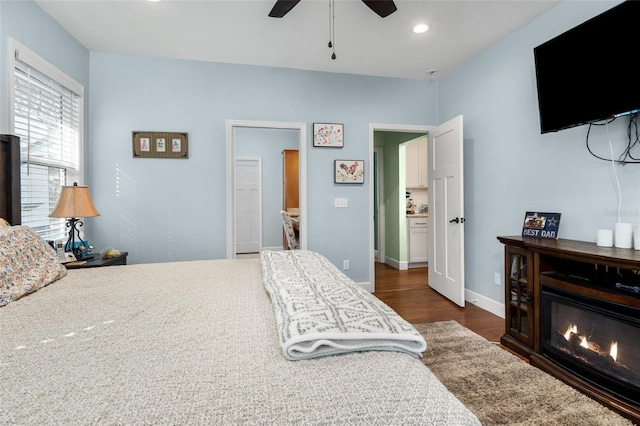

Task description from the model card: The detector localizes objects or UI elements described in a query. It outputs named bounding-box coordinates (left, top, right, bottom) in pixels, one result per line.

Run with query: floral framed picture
left=313, top=123, right=344, bottom=147
left=335, top=160, right=364, bottom=184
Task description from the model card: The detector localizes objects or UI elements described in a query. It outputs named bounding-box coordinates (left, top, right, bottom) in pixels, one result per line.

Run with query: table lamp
left=49, top=182, right=100, bottom=260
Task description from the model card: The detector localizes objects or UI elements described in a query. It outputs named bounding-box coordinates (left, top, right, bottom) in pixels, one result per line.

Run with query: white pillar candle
left=597, top=229, right=614, bottom=247
left=615, top=222, right=633, bottom=249
left=634, top=224, right=640, bottom=250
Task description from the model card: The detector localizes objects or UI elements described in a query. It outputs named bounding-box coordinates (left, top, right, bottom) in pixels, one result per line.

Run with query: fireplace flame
left=563, top=324, right=590, bottom=350
left=561, top=324, right=620, bottom=363
left=610, top=341, right=618, bottom=362
left=563, top=324, right=577, bottom=341
left=580, top=336, right=589, bottom=349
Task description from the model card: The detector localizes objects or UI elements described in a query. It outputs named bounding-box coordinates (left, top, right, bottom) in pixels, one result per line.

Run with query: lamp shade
left=49, top=183, right=100, bottom=219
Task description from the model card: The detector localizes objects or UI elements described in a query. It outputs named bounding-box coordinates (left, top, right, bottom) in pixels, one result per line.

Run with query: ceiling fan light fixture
left=412, top=24, right=429, bottom=34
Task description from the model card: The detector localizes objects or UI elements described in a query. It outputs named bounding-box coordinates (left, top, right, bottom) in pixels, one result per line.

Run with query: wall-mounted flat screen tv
left=534, top=1, right=640, bottom=134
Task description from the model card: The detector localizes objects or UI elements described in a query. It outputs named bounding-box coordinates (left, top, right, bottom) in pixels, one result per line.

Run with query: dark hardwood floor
left=373, top=263, right=504, bottom=343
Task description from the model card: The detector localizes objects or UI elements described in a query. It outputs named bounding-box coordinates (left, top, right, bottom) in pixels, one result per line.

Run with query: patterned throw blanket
left=261, top=250, right=427, bottom=360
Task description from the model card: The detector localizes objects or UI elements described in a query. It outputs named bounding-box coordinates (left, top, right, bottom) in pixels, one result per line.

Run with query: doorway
left=226, top=120, right=307, bottom=259
left=369, top=124, right=430, bottom=293
left=369, top=117, right=465, bottom=306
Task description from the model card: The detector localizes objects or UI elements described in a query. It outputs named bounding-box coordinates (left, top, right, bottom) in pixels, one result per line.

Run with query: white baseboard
left=384, top=256, right=408, bottom=271
left=465, top=289, right=505, bottom=319
left=357, top=281, right=373, bottom=293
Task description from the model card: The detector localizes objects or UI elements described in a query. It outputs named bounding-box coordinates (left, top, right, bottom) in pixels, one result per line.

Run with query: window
left=11, top=40, right=84, bottom=241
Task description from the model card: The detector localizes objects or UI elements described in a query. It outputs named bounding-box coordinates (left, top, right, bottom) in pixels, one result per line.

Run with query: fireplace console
left=498, top=236, right=640, bottom=423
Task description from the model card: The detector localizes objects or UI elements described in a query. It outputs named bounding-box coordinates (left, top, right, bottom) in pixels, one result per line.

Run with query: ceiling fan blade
left=362, top=0, right=397, bottom=18
left=268, top=0, right=301, bottom=18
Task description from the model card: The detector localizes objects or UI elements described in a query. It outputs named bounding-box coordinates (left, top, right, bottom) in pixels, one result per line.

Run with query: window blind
left=13, top=46, right=83, bottom=241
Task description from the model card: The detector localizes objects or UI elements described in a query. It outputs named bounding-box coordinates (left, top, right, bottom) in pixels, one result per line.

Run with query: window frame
left=8, top=39, right=85, bottom=240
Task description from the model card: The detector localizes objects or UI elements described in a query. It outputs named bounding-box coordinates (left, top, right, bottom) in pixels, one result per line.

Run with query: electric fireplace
left=498, top=235, right=640, bottom=422
left=540, top=284, right=640, bottom=406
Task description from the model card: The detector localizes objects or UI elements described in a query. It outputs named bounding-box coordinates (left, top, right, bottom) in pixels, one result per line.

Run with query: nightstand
left=65, top=252, right=128, bottom=269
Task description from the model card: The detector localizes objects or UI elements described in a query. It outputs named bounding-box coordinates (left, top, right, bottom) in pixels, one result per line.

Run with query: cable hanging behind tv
left=533, top=0, right=640, bottom=134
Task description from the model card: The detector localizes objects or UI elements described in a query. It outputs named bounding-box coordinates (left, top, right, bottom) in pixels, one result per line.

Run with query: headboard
left=0, top=134, right=21, bottom=225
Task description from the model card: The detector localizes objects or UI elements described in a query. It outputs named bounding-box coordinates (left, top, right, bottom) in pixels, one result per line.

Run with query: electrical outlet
left=343, top=260, right=350, bottom=270
left=494, top=272, right=501, bottom=286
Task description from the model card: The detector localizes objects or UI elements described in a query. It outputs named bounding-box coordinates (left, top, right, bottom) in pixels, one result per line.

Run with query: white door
left=427, top=116, right=465, bottom=307
left=235, top=158, right=261, bottom=253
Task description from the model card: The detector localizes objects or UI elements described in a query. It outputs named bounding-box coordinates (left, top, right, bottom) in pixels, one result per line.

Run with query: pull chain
left=329, top=0, right=336, bottom=60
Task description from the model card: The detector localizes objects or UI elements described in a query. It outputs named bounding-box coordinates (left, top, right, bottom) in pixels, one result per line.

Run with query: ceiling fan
left=268, top=0, right=397, bottom=18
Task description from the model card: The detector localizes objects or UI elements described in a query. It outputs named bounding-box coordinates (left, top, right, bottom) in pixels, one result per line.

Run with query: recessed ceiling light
left=412, top=24, right=429, bottom=34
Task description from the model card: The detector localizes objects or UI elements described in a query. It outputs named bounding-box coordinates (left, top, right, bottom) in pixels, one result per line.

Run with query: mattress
left=0, top=257, right=479, bottom=425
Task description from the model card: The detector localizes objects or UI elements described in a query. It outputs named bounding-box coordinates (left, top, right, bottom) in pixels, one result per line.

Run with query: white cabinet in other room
left=405, top=136, right=428, bottom=189
left=408, top=217, right=428, bottom=264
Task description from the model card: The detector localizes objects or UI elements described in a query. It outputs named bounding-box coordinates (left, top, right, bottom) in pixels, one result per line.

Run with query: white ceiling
left=35, top=0, right=559, bottom=80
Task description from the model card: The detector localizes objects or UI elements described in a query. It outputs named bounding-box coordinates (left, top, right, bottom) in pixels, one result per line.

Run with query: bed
left=0, top=144, right=479, bottom=425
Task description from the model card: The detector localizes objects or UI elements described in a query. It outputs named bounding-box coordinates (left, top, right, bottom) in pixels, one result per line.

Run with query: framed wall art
left=313, top=123, right=344, bottom=148
left=335, top=160, right=364, bottom=184
left=132, top=131, right=188, bottom=158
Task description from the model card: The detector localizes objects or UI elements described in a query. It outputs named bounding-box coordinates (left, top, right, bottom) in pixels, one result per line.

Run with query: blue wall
left=438, top=0, right=629, bottom=306
left=87, top=52, right=436, bottom=283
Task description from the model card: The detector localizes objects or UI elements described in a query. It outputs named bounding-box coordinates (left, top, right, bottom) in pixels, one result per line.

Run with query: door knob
left=449, top=217, right=466, bottom=224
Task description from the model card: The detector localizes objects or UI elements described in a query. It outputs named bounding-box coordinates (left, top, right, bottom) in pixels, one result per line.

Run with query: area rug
left=414, top=321, right=634, bottom=426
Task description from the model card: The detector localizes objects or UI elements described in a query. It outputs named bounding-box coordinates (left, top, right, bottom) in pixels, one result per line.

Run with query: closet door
left=235, top=158, right=261, bottom=253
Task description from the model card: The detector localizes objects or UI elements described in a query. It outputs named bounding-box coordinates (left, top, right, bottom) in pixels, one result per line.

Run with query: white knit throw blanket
left=261, top=250, right=427, bottom=360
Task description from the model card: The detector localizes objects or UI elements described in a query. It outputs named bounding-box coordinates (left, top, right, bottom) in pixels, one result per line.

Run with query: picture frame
left=313, top=123, right=344, bottom=148
left=335, top=160, right=364, bottom=184
left=171, top=138, right=181, bottom=153
left=132, top=131, right=188, bottom=158
left=140, top=137, right=150, bottom=152
left=156, top=138, right=166, bottom=152
left=522, top=211, right=561, bottom=239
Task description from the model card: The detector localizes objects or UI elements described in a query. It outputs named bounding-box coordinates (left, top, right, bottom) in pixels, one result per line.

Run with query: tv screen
left=533, top=1, right=640, bottom=134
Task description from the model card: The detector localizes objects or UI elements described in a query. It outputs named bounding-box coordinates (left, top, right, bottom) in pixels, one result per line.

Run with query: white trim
left=384, top=256, right=408, bottom=271
left=10, top=39, right=83, bottom=96
left=369, top=123, right=432, bottom=292
left=465, top=289, right=505, bottom=319
left=374, top=147, right=385, bottom=263
left=356, top=281, right=373, bottom=293
left=226, top=119, right=307, bottom=259
left=9, top=38, right=86, bottom=183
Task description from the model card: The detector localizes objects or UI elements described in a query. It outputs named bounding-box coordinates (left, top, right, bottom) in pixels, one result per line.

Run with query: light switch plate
left=334, top=198, right=348, bottom=208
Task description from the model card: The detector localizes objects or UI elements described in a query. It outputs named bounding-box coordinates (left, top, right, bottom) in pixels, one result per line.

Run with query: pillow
left=0, top=225, right=67, bottom=307
left=0, top=218, right=9, bottom=226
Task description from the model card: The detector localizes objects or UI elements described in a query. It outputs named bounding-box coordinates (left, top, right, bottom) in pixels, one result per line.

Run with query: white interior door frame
left=369, top=123, right=432, bottom=292
left=374, top=147, right=385, bottom=263
left=226, top=119, right=307, bottom=259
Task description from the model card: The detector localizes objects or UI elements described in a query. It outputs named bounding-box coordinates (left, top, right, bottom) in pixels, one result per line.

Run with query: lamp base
left=65, top=217, right=89, bottom=261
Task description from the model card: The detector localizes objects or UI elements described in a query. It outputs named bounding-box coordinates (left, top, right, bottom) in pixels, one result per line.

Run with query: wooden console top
left=498, top=236, right=640, bottom=270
